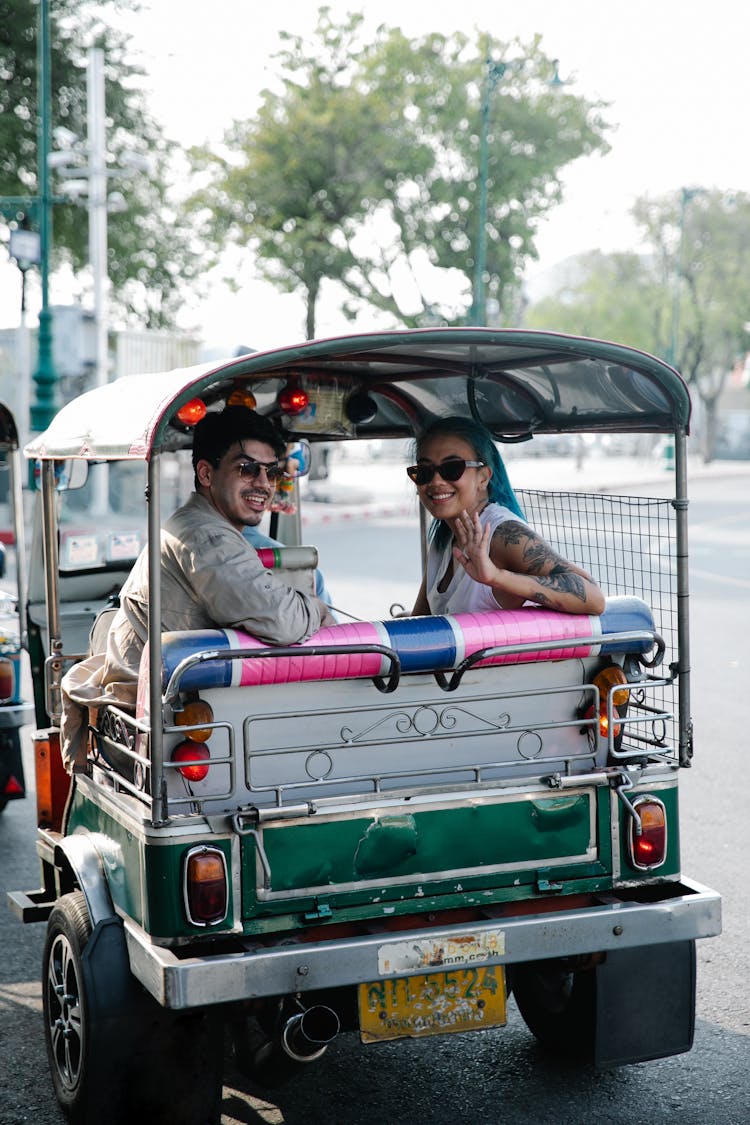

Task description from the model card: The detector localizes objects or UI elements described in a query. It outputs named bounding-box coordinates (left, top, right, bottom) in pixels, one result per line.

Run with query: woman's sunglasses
left=406, top=459, right=485, bottom=486
left=217, top=457, right=288, bottom=483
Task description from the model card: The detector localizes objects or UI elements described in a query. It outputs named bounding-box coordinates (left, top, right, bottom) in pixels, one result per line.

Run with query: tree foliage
left=0, top=0, right=203, bottom=328
left=526, top=190, right=750, bottom=458
left=189, top=8, right=610, bottom=338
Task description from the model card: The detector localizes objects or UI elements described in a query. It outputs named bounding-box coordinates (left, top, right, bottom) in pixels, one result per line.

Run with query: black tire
left=43, top=890, right=224, bottom=1124
left=43, top=891, right=103, bottom=1123
left=0, top=797, right=7, bottom=813
left=510, top=958, right=596, bottom=1060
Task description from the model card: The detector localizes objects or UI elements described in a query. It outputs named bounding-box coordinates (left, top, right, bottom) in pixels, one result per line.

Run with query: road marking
left=690, top=567, right=750, bottom=590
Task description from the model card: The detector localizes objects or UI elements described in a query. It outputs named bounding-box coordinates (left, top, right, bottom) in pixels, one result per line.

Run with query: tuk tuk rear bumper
left=124, top=876, right=721, bottom=1010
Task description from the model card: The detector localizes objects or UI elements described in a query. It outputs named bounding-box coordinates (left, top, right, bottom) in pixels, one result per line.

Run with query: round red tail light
left=171, top=739, right=210, bottom=782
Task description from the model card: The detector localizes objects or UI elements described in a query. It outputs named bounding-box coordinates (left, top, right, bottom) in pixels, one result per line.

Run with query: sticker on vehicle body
left=377, top=929, right=506, bottom=976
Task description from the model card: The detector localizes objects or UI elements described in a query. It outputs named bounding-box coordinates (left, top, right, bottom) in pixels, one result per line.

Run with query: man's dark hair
left=192, top=407, right=286, bottom=485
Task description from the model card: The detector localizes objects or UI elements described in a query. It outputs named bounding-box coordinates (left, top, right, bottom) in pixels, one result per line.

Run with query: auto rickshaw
left=8, top=329, right=721, bottom=1124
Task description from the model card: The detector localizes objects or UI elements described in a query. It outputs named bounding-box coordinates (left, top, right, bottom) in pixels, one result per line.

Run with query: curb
left=302, top=502, right=415, bottom=527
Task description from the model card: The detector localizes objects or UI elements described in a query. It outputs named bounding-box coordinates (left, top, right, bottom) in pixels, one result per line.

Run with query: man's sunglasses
left=217, top=457, right=287, bottom=483
left=406, top=459, right=485, bottom=486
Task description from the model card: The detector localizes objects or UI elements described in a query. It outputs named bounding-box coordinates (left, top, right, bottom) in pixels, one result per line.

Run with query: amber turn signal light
left=174, top=699, right=214, bottom=742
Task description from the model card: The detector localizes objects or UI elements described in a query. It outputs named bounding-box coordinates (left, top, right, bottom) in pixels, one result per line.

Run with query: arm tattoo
left=534, top=565, right=587, bottom=602
left=495, top=523, right=589, bottom=605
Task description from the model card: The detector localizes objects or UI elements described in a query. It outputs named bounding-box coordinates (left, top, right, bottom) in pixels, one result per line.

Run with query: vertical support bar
left=418, top=500, right=429, bottom=576
left=147, top=456, right=166, bottom=823
left=9, top=447, right=28, bottom=647
left=673, top=429, right=692, bottom=766
left=41, top=460, right=63, bottom=719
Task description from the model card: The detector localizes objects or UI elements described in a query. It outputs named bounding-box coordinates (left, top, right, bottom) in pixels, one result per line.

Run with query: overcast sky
left=3, top=0, right=748, bottom=350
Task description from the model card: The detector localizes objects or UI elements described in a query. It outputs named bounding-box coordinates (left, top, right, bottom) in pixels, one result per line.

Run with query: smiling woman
left=408, top=415, right=605, bottom=617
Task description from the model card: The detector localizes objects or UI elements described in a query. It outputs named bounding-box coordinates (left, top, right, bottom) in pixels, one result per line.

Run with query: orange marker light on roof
left=176, top=398, right=207, bottom=426
left=227, top=388, right=257, bottom=409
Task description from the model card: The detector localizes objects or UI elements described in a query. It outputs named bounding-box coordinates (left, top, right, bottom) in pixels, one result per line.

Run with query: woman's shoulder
left=481, top=502, right=527, bottom=529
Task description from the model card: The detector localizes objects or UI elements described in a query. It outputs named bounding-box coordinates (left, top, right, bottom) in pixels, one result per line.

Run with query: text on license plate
left=358, top=966, right=506, bottom=1042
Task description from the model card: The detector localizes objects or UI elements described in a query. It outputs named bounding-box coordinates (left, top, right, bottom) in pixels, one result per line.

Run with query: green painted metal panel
left=261, top=794, right=593, bottom=894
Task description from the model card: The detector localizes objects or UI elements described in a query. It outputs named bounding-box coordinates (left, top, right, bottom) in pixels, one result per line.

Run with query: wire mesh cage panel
left=517, top=489, right=679, bottom=760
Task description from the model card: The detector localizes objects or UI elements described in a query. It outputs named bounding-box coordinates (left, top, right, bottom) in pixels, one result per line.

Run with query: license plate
left=358, top=965, right=506, bottom=1042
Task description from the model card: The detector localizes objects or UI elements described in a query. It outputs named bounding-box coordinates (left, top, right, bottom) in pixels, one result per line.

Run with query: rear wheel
left=43, top=891, right=223, bottom=1124
left=510, top=958, right=596, bottom=1060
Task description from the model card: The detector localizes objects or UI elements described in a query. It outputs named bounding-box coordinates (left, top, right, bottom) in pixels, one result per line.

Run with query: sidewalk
left=300, top=448, right=750, bottom=527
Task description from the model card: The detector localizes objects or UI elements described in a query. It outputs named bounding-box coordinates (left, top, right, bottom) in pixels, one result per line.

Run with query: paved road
left=1, top=468, right=748, bottom=1124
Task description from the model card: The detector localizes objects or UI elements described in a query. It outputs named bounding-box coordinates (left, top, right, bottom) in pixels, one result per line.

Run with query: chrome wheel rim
left=46, top=932, right=84, bottom=1091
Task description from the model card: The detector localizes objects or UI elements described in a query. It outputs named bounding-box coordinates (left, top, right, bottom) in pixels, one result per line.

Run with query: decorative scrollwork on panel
left=340, top=704, right=513, bottom=745
left=99, top=709, right=135, bottom=751
left=650, top=716, right=667, bottom=745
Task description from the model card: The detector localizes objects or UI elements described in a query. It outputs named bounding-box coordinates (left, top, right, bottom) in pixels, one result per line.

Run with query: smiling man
left=111, top=406, right=334, bottom=670
left=59, top=407, right=333, bottom=770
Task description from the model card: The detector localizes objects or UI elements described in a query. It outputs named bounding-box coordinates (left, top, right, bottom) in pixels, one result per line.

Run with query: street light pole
left=470, top=56, right=563, bottom=327
left=667, top=187, right=701, bottom=370
left=30, top=0, right=59, bottom=433
left=87, top=47, right=109, bottom=396
left=471, top=58, right=507, bottom=327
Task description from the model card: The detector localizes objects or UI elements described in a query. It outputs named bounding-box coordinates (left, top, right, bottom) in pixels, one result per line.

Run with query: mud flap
left=594, top=939, right=696, bottom=1068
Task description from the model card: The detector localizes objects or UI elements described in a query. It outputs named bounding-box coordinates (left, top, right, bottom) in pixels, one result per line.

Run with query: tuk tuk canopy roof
left=25, top=328, right=691, bottom=461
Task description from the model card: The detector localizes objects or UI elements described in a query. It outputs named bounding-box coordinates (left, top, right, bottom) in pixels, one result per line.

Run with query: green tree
left=0, top=0, right=203, bottom=328
left=526, top=190, right=750, bottom=459
left=190, top=8, right=610, bottom=339
left=525, top=249, right=664, bottom=346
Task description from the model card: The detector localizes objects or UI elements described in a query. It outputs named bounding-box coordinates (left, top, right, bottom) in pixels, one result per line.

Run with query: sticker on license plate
left=358, top=966, right=507, bottom=1042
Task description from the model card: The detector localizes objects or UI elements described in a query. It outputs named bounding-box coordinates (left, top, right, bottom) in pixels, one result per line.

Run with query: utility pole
left=31, top=0, right=59, bottom=433
left=667, top=187, right=702, bottom=370
left=470, top=57, right=565, bottom=328
left=87, top=47, right=109, bottom=400
left=470, top=59, right=507, bottom=327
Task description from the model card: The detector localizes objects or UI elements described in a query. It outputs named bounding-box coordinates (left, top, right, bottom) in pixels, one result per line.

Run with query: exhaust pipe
left=249, top=1004, right=341, bottom=1085
left=281, top=1005, right=341, bottom=1063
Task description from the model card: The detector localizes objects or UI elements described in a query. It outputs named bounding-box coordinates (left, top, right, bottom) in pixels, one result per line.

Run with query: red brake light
left=629, top=796, right=667, bottom=870
left=184, top=846, right=228, bottom=925
left=278, top=380, right=309, bottom=415
left=171, top=739, right=210, bottom=781
left=3, top=774, right=24, bottom=796
left=0, top=657, right=14, bottom=701
left=176, top=398, right=207, bottom=426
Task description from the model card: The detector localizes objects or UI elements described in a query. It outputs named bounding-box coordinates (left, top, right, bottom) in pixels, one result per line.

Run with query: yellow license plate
left=358, top=965, right=507, bottom=1042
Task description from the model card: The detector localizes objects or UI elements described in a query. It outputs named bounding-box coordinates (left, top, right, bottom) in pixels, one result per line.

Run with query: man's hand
left=317, top=601, right=337, bottom=629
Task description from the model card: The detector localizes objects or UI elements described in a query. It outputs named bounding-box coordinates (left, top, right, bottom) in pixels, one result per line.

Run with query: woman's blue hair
left=413, top=416, right=524, bottom=549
